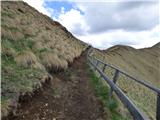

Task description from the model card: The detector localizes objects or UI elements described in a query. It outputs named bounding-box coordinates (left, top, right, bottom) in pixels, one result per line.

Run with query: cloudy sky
left=24, top=0, right=160, bottom=50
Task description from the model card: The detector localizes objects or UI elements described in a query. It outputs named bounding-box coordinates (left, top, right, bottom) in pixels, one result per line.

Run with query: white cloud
left=58, top=1, right=160, bottom=49
left=56, top=9, right=89, bottom=35
left=76, top=1, right=159, bottom=33
left=76, top=25, right=160, bottom=50
left=23, top=0, right=160, bottom=50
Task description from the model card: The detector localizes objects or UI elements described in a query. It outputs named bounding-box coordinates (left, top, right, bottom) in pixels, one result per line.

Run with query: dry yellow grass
left=117, top=74, right=157, bottom=120
left=33, top=42, right=44, bottom=50
left=1, top=27, right=13, bottom=40
left=40, top=51, right=68, bottom=71
left=15, top=51, right=46, bottom=70
left=93, top=44, right=160, bottom=86
left=15, top=51, right=37, bottom=67
left=93, top=44, right=160, bottom=120
left=1, top=99, right=12, bottom=117
left=1, top=1, right=88, bottom=118
left=2, top=1, right=87, bottom=70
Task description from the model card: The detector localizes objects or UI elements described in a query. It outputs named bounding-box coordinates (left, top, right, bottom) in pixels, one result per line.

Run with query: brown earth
left=3, top=50, right=107, bottom=120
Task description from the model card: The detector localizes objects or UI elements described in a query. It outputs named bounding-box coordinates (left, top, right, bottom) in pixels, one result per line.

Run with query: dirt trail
left=5, top=50, right=107, bottom=120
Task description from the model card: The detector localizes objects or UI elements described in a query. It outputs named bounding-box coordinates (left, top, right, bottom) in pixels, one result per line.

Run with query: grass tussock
left=15, top=51, right=37, bottom=67
left=1, top=1, right=88, bottom=118
left=15, top=51, right=45, bottom=70
left=40, top=52, right=68, bottom=71
left=1, top=53, right=50, bottom=117
left=1, top=27, right=14, bottom=40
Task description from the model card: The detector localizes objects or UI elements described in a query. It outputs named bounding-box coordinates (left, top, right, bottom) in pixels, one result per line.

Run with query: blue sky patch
left=44, top=1, right=84, bottom=19
left=44, top=1, right=73, bottom=18
left=44, top=1, right=73, bottom=12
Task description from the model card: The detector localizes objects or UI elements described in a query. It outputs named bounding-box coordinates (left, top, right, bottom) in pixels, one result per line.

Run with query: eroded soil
left=4, top=51, right=107, bottom=120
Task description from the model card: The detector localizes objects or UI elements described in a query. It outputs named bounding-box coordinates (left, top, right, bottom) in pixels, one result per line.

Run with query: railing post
left=100, top=64, right=106, bottom=78
left=109, top=70, right=120, bottom=99
left=90, top=56, right=93, bottom=63
left=96, top=60, right=99, bottom=67
left=156, top=93, right=160, bottom=120
left=91, top=57, right=94, bottom=64
left=102, top=64, right=106, bottom=72
left=93, top=57, right=96, bottom=65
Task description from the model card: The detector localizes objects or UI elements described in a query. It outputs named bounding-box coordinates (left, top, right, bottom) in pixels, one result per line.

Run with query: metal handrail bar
left=88, top=56, right=148, bottom=120
left=89, top=55, right=160, bottom=94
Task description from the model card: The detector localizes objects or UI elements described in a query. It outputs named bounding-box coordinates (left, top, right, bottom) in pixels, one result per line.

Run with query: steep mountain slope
left=93, top=43, right=160, bottom=87
left=1, top=1, right=88, bottom=118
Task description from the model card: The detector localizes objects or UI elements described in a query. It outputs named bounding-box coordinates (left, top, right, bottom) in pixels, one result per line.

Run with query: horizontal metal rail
left=89, top=55, right=160, bottom=94
left=88, top=56, right=148, bottom=120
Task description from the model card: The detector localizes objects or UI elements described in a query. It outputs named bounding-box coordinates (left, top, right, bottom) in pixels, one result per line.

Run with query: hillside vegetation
left=92, top=43, right=160, bottom=119
left=1, top=1, right=159, bottom=120
left=1, top=1, right=87, bottom=117
left=93, top=43, right=160, bottom=86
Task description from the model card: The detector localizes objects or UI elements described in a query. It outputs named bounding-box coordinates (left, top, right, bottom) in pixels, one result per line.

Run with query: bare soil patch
left=3, top=51, right=107, bottom=120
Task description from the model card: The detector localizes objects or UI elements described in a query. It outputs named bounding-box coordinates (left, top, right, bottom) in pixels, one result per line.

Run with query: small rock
left=45, top=103, right=48, bottom=106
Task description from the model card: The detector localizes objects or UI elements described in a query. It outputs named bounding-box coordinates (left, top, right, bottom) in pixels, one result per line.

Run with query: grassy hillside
left=93, top=43, right=160, bottom=86
left=92, top=43, right=160, bottom=119
left=1, top=1, right=87, bottom=117
left=1, top=1, right=159, bottom=119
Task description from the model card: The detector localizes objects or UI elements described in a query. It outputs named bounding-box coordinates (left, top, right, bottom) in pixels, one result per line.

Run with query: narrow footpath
left=7, top=50, right=107, bottom=120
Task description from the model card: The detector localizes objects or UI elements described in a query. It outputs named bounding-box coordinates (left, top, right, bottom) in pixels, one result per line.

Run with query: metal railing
left=87, top=49, right=160, bottom=120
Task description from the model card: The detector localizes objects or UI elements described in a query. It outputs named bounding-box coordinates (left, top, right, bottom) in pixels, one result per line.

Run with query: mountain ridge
left=93, top=42, right=160, bottom=87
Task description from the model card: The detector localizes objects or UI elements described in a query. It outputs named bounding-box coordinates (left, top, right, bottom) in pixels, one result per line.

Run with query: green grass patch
left=87, top=64, right=129, bottom=120
left=25, top=38, right=35, bottom=49
left=38, top=48, right=53, bottom=53
left=39, top=48, right=49, bottom=53
left=64, top=69, right=73, bottom=77
left=2, top=37, right=35, bottom=52
left=1, top=51, right=47, bottom=116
